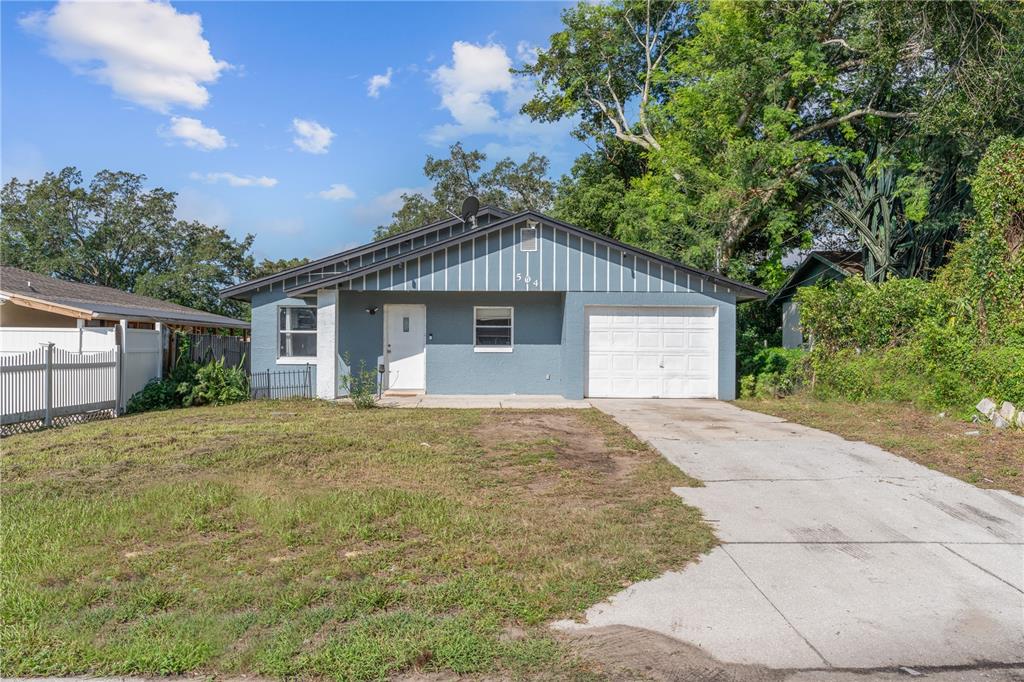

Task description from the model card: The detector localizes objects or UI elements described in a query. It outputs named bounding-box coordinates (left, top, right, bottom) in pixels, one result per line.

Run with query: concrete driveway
left=558, top=399, right=1024, bottom=674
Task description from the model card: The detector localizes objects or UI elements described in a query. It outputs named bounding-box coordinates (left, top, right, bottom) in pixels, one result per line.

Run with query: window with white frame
left=474, top=306, right=513, bottom=350
left=278, top=304, right=317, bottom=357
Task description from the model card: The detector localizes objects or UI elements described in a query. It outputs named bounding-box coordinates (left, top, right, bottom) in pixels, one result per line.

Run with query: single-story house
left=221, top=207, right=766, bottom=400
left=770, top=250, right=863, bottom=348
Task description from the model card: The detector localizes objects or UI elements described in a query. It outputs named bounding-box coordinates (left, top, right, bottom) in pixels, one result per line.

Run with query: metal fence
left=249, top=365, right=313, bottom=400
left=1, top=344, right=120, bottom=437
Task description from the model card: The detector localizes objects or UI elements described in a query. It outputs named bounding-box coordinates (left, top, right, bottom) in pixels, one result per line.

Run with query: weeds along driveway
left=561, top=399, right=1024, bottom=672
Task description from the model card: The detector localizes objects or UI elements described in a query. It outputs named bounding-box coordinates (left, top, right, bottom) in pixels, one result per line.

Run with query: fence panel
left=1, top=344, right=119, bottom=436
left=0, top=327, right=116, bottom=356
left=250, top=365, right=313, bottom=400
left=123, top=329, right=161, bottom=405
left=185, top=333, right=250, bottom=371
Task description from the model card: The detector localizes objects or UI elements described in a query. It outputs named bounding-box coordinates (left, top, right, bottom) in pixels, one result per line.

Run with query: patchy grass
left=737, top=397, right=1023, bottom=495
left=1, top=400, right=713, bottom=680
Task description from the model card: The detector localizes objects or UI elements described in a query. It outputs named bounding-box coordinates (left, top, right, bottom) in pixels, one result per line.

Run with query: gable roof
left=769, top=250, right=863, bottom=305
left=219, top=205, right=512, bottom=299
left=1, top=266, right=249, bottom=328
left=284, top=210, right=767, bottom=301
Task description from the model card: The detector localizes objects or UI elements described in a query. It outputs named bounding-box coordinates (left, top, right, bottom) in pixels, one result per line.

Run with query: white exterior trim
left=316, top=288, right=338, bottom=399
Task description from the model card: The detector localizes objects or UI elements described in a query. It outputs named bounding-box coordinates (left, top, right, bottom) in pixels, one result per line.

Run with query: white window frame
left=473, top=305, right=514, bottom=353
left=520, top=224, right=538, bottom=252
left=277, top=303, right=317, bottom=362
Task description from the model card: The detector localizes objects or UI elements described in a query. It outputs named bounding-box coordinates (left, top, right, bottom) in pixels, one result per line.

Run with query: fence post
left=43, top=342, right=54, bottom=427
left=114, top=346, right=123, bottom=416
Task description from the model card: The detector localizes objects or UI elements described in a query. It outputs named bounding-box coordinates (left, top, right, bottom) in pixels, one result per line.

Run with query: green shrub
left=740, top=347, right=807, bottom=399
left=339, top=357, right=378, bottom=409
left=126, top=377, right=179, bottom=413
left=179, top=358, right=249, bottom=407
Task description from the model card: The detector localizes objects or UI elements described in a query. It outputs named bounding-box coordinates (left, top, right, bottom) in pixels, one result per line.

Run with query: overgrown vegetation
left=748, top=137, right=1024, bottom=416
left=127, top=336, right=249, bottom=413
left=1, top=402, right=712, bottom=679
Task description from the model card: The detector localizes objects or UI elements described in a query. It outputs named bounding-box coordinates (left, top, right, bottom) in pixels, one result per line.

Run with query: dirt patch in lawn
left=737, top=397, right=1023, bottom=496
left=562, top=625, right=782, bottom=682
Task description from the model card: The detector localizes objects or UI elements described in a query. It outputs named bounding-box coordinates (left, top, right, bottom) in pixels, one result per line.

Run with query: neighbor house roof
left=222, top=206, right=766, bottom=302
left=0, top=266, right=249, bottom=328
left=770, top=250, right=864, bottom=305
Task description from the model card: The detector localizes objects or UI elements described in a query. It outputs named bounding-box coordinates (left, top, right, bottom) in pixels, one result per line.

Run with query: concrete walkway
left=558, top=399, right=1024, bottom=673
left=377, top=394, right=593, bottom=409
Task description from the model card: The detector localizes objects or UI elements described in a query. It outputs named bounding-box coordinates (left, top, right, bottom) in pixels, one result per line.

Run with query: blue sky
left=1, top=1, right=584, bottom=261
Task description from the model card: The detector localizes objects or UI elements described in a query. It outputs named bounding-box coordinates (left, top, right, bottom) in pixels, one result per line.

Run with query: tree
left=252, top=257, right=310, bottom=279
left=374, top=143, right=556, bottom=239
left=1, top=167, right=254, bottom=317
left=522, top=0, right=1024, bottom=276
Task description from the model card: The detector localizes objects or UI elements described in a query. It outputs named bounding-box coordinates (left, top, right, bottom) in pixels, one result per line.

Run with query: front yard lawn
left=737, top=397, right=1023, bottom=495
left=1, top=401, right=712, bottom=680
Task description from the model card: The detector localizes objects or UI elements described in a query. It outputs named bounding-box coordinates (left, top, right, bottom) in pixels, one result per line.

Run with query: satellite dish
left=460, top=196, right=480, bottom=223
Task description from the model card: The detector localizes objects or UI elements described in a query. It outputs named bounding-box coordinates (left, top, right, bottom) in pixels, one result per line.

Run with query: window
left=520, top=224, right=538, bottom=252
left=279, top=305, right=317, bottom=357
left=474, top=306, right=513, bottom=352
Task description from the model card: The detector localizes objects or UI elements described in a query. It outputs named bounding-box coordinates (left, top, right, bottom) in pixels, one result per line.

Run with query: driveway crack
left=720, top=545, right=832, bottom=668
left=941, top=544, right=1024, bottom=594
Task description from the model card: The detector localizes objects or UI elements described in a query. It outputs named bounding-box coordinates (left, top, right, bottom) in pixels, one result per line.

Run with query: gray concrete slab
left=378, top=394, right=594, bottom=409
left=576, top=399, right=1024, bottom=672
left=554, top=547, right=828, bottom=668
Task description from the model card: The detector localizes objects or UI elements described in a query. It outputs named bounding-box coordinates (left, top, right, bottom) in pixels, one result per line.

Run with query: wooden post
left=155, top=322, right=164, bottom=379
left=43, top=342, right=54, bottom=426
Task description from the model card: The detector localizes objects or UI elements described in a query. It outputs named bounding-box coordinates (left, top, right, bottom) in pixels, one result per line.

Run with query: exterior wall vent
left=520, top=223, right=538, bottom=252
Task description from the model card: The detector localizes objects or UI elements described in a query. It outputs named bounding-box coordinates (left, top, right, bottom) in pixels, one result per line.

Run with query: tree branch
left=792, top=108, right=917, bottom=140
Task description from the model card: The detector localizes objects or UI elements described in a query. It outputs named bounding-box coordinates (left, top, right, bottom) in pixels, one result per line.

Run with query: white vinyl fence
left=0, top=326, right=165, bottom=436
left=1, top=344, right=120, bottom=436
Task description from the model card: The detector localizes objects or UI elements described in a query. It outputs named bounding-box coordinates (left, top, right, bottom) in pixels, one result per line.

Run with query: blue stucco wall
left=561, top=291, right=737, bottom=400
left=337, top=291, right=564, bottom=395
left=250, top=288, right=317, bottom=387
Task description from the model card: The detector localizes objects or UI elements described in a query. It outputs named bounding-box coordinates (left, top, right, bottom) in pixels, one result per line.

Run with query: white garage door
left=586, top=306, right=718, bottom=398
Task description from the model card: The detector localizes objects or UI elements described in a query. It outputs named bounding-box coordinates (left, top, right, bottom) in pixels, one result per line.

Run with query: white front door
left=384, top=304, right=426, bottom=391
left=585, top=306, right=718, bottom=398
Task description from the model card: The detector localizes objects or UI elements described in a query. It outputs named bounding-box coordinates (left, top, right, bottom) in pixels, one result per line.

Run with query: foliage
left=374, top=143, right=555, bottom=239
left=740, top=347, right=807, bottom=399
left=523, top=0, right=1024, bottom=277
left=1, top=168, right=255, bottom=318
left=127, top=335, right=247, bottom=413
left=339, top=356, right=378, bottom=409
left=179, top=358, right=249, bottom=407
left=252, top=257, right=310, bottom=279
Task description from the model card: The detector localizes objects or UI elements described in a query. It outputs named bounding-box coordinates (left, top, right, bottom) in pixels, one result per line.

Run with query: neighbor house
left=770, top=250, right=863, bottom=348
left=1, top=266, right=249, bottom=401
left=220, top=207, right=766, bottom=400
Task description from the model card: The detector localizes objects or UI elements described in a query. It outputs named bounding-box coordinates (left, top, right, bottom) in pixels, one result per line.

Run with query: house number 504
left=515, top=273, right=540, bottom=287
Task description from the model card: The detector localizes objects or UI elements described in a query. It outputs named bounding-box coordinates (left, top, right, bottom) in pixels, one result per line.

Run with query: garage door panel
left=586, top=306, right=718, bottom=398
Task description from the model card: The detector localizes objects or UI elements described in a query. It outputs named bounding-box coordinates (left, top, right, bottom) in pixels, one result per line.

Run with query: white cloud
left=367, top=67, right=393, bottom=98
left=516, top=41, right=539, bottom=65
left=318, top=183, right=357, bottom=201
left=291, top=118, right=335, bottom=154
left=166, top=116, right=227, bottom=150
left=190, top=171, right=277, bottom=187
left=21, top=0, right=229, bottom=113
left=427, top=40, right=569, bottom=151
left=353, top=186, right=430, bottom=224
left=432, top=42, right=514, bottom=132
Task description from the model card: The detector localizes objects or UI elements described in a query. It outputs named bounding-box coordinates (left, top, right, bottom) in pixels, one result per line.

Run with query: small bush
left=740, top=347, right=807, bottom=399
left=339, top=357, right=378, bottom=409
left=179, top=358, right=249, bottom=407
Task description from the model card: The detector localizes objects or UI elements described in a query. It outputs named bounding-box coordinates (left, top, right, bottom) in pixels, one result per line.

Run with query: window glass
left=475, top=307, right=512, bottom=346
left=278, top=306, right=317, bottom=357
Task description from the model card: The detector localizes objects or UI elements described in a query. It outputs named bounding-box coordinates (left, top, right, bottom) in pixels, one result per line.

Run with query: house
left=220, top=207, right=766, bottom=400
left=1, top=266, right=249, bottom=401
left=770, top=250, right=863, bottom=348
